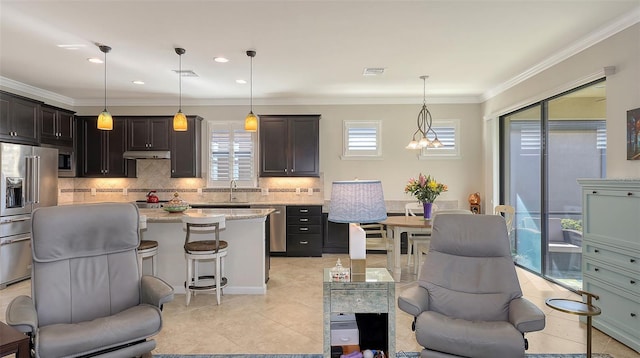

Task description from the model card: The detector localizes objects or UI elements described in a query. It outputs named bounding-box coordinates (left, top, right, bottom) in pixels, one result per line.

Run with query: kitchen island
left=139, top=207, right=273, bottom=295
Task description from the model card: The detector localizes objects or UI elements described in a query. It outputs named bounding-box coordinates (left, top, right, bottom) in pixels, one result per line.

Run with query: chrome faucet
left=230, top=179, right=237, bottom=201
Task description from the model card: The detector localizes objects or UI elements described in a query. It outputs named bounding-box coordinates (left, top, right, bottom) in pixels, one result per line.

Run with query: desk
left=380, top=216, right=431, bottom=280
left=0, top=322, right=30, bottom=358
left=545, top=290, right=601, bottom=358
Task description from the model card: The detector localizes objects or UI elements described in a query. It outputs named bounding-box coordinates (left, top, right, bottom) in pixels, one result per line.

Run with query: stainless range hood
left=122, top=150, right=171, bottom=159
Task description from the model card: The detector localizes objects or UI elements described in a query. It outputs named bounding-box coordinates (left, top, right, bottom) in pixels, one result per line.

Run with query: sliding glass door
left=501, top=80, right=606, bottom=290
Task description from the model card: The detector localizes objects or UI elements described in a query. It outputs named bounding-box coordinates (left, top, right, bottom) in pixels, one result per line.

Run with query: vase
left=422, top=202, right=433, bottom=220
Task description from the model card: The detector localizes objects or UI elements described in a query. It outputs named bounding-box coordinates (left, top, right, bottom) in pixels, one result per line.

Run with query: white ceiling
left=1, top=0, right=638, bottom=107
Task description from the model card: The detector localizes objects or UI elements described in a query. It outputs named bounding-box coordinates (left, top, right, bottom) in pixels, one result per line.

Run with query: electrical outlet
left=90, top=188, right=96, bottom=196
left=295, top=188, right=301, bottom=195
left=197, top=188, right=203, bottom=195
left=307, top=188, right=313, bottom=196
left=262, top=187, right=269, bottom=196
left=122, top=188, right=128, bottom=196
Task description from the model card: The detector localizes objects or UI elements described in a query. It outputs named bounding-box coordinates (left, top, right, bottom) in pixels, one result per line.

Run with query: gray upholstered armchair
left=398, top=214, right=545, bottom=358
left=5, top=203, right=174, bottom=358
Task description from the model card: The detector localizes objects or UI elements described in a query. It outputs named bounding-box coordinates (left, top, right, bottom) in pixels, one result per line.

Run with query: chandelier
left=406, top=75, right=442, bottom=150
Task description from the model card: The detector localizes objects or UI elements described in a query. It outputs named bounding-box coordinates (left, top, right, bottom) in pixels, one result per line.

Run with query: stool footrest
left=186, top=276, right=228, bottom=291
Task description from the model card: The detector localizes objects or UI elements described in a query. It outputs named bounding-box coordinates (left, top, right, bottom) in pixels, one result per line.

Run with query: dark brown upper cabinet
left=76, top=116, right=135, bottom=178
left=259, top=115, right=320, bottom=177
left=170, top=115, right=202, bottom=178
left=0, top=91, right=41, bottom=145
left=127, top=117, right=170, bottom=151
left=40, top=104, right=75, bottom=146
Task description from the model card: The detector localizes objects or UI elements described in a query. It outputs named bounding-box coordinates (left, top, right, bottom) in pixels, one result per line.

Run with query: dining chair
left=404, top=202, right=437, bottom=271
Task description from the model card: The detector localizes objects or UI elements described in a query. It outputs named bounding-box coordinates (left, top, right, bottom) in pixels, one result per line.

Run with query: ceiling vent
left=173, top=69, right=198, bottom=77
left=363, top=67, right=385, bottom=76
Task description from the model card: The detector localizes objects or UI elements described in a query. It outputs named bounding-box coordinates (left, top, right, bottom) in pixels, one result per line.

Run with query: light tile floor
left=1, top=254, right=638, bottom=357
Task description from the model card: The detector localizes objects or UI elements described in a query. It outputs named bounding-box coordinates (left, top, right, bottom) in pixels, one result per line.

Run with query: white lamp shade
left=328, top=180, right=387, bottom=223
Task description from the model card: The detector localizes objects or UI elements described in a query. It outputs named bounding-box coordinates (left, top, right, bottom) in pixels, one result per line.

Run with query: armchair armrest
left=508, top=297, right=545, bottom=333
left=398, top=285, right=430, bottom=317
left=5, top=295, right=37, bottom=334
left=141, top=275, right=174, bottom=307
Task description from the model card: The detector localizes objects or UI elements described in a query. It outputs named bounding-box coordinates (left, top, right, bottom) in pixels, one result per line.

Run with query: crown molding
left=0, top=76, right=75, bottom=106
left=72, top=95, right=482, bottom=107
left=481, top=6, right=640, bottom=102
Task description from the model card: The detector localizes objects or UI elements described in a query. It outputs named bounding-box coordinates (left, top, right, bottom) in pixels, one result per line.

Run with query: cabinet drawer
left=287, top=206, right=321, bottom=216
left=287, top=234, right=322, bottom=256
left=585, top=242, right=639, bottom=272
left=331, top=289, right=389, bottom=313
left=584, top=261, right=639, bottom=295
left=583, top=277, right=639, bottom=347
left=287, top=224, right=321, bottom=235
left=288, top=216, right=322, bottom=225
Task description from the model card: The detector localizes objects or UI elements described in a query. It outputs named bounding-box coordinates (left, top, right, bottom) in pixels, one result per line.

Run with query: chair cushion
left=416, top=311, right=524, bottom=358
left=36, top=304, right=162, bottom=358
left=184, top=240, right=228, bottom=252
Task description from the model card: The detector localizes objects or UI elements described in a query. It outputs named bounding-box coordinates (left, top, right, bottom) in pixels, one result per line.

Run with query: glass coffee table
left=545, top=290, right=601, bottom=358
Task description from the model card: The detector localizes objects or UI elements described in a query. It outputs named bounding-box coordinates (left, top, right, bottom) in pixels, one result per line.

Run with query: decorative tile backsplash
left=59, top=159, right=324, bottom=205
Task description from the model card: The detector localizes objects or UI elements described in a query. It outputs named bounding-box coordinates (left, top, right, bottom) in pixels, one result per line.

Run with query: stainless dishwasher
left=252, top=205, right=286, bottom=254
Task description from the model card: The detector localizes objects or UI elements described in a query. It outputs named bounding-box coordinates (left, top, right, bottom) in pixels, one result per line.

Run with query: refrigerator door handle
left=25, top=156, right=33, bottom=204
left=33, top=155, right=40, bottom=204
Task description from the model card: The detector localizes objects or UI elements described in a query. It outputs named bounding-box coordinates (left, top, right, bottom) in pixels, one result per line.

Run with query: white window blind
left=342, top=120, right=382, bottom=158
left=209, top=122, right=255, bottom=187
left=420, top=119, right=461, bottom=158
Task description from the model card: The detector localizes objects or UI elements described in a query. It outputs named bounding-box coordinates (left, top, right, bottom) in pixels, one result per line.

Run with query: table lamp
left=328, top=180, right=387, bottom=281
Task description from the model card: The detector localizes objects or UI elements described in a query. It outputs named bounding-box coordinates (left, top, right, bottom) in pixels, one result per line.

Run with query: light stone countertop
left=138, top=207, right=275, bottom=223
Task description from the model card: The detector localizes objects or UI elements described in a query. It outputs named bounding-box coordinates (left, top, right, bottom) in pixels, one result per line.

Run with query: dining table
left=379, top=215, right=432, bottom=280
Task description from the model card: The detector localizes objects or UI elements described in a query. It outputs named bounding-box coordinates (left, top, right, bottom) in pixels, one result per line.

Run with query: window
left=419, top=119, right=461, bottom=158
left=342, top=120, right=382, bottom=159
left=208, top=122, right=256, bottom=187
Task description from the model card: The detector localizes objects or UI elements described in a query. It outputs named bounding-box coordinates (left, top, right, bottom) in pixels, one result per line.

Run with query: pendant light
left=97, top=45, right=113, bottom=130
left=244, top=50, right=258, bottom=132
left=173, top=47, right=188, bottom=131
left=406, top=75, right=442, bottom=150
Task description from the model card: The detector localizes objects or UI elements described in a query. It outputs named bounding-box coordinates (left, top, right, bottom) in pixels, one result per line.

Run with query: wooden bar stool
left=137, top=214, right=159, bottom=276
left=182, top=214, right=227, bottom=306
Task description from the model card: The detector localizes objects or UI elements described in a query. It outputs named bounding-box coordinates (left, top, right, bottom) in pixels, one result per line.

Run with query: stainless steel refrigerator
left=0, top=143, right=58, bottom=288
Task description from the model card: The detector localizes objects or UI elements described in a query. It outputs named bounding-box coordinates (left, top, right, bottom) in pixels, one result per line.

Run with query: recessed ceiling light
left=88, top=58, right=103, bottom=64
left=57, top=44, right=86, bottom=50
left=236, top=79, right=247, bottom=84
left=132, top=80, right=145, bottom=85
left=214, top=57, right=229, bottom=63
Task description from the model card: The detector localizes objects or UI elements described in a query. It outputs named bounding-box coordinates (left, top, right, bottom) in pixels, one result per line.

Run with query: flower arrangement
left=404, top=173, right=448, bottom=203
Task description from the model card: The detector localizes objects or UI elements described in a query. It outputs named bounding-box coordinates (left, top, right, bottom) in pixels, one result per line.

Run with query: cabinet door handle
left=631, top=280, right=636, bottom=285
left=592, top=190, right=597, bottom=194
left=299, top=218, right=309, bottom=222
left=631, top=259, right=636, bottom=263
left=631, top=313, right=637, bottom=318
left=594, top=249, right=599, bottom=253
left=628, top=192, right=633, bottom=196
left=299, top=227, right=309, bottom=231
left=300, top=209, right=309, bottom=213
left=594, top=268, right=599, bottom=272
left=299, top=241, right=308, bottom=245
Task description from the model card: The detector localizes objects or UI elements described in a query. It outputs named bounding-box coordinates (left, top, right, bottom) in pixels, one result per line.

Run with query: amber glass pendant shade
left=245, top=112, right=258, bottom=132
left=173, top=111, right=187, bottom=131
left=97, top=110, right=113, bottom=130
